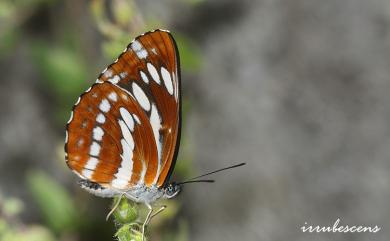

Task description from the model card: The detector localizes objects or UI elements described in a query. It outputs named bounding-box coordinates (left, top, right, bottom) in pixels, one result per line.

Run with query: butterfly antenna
left=176, top=162, right=246, bottom=185
left=177, top=179, right=215, bottom=185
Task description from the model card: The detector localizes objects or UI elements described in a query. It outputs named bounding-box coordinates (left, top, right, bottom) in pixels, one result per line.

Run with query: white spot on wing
left=96, top=113, right=105, bottom=124
left=89, top=142, right=101, bottom=156
left=118, top=120, right=134, bottom=150
left=119, top=107, right=134, bottom=132
left=111, top=177, right=128, bottom=189
left=82, top=169, right=94, bottom=179
left=132, top=82, right=150, bottom=111
left=84, top=157, right=99, bottom=170
left=131, top=40, right=142, bottom=51
left=161, top=67, right=173, bottom=95
left=103, top=69, right=113, bottom=78
left=99, top=99, right=110, bottom=112
left=120, top=72, right=128, bottom=78
left=108, top=92, right=118, bottom=102
left=108, top=75, right=120, bottom=84
left=147, top=63, right=160, bottom=84
left=137, top=160, right=147, bottom=186
left=131, top=40, right=148, bottom=59
left=81, top=120, right=87, bottom=128
left=111, top=138, right=134, bottom=189
left=138, top=49, right=148, bottom=59
left=150, top=104, right=162, bottom=184
left=76, top=138, right=84, bottom=147
left=121, top=137, right=134, bottom=156
left=140, top=71, right=149, bottom=84
left=132, top=114, right=140, bottom=124
left=93, top=126, right=104, bottom=141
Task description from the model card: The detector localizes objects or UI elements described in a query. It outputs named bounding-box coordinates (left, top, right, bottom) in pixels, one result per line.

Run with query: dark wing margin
left=154, top=31, right=181, bottom=187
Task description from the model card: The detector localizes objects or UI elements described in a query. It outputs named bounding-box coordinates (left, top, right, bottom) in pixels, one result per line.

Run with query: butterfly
left=65, top=29, right=182, bottom=238
left=65, top=29, right=245, bottom=240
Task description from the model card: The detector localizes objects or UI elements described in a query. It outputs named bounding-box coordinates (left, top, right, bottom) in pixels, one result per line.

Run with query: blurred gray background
left=185, top=1, right=390, bottom=240
left=1, top=0, right=389, bottom=241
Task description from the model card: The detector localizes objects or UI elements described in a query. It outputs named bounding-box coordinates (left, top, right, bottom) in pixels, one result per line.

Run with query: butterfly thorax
left=125, top=184, right=164, bottom=203
left=79, top=180, right=180, bottom=203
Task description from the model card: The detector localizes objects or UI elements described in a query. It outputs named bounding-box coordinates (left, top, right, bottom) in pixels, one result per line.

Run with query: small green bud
left=115, top=224, right=144, bottom=241
left=113, top=198, right=138, bottom=225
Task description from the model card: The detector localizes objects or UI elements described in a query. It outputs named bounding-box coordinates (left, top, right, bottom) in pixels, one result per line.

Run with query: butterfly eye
left=168, top=185, right=174, bottom=193
left=164, top=183, right=180, bottom=199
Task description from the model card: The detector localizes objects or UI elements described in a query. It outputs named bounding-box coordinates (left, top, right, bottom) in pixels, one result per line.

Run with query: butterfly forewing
left=65, top=30, right=180, bottom=190
left=98, top=30, right=180, bottom=187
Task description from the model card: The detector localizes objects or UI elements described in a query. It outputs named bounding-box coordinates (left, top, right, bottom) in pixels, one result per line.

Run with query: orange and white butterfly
left=65, top=29, right=245, bottom=240
left=64, top=30, right=182, bottom=236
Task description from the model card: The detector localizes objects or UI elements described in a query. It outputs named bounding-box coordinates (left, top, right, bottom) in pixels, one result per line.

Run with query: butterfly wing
left=98, top=30, right=181, bottom=187
left=65, top=82, right=159, bottom=189
left=65, top=30, right=181, bottom=190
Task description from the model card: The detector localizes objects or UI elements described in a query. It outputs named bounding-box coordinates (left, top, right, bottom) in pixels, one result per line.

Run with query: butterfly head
left=162, top=182, right=181, bottom=199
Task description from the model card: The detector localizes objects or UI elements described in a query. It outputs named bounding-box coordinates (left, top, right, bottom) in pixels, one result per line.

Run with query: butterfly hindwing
left=66, top=82, right=159, bottom=189
left=65, top=30, right=181, bottom=190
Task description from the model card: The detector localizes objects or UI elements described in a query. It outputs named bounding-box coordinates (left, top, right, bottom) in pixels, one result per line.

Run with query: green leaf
left=27, top=170, right=81, bottom=233
left=0, top=29, right=19, bottom=58
left=30, top=42, right=90, bottom=124
left=31, top=42, right=89, bottom=98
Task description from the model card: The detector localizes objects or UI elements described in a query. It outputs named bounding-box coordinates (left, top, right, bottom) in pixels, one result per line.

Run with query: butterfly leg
left=142, top=203, right=153, bottom=241
left=140, top=205, right=167, bottom=241
left=150, top=205, right=167, bottom=220
left=106, top=192, right=125, bottom=221
left=143, top=205, right=166, bottom=229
